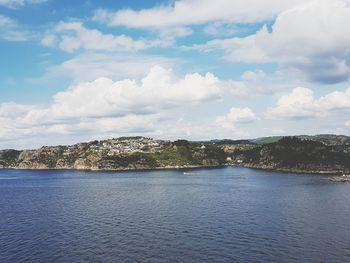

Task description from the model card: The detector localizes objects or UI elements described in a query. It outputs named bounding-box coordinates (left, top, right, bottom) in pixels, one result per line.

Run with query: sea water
left=1, top=167, right=350, bottom=262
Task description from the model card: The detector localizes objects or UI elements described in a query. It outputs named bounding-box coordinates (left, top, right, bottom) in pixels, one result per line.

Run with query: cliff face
left=0, top=137, right=226, bottom=170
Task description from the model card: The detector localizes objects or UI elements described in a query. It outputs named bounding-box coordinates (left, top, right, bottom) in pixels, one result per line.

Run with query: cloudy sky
left=1, top=0, right=350, bottom=149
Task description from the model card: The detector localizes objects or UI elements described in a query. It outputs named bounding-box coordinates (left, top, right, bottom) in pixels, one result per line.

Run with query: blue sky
left=1, top=0, right=350, bottom=148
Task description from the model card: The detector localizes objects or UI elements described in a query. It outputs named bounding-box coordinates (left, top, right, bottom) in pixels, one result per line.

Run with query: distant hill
left=200, top=139, right=256, bottom=145
left=229, top=137, right=350, bottom=174
left=297, top=134, right=350, bottom=146
left=251, top=134, right=350, bottom=146
left=250, top=136, right=283, bottom=145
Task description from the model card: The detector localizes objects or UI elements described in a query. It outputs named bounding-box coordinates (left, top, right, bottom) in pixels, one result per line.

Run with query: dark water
left=1, top=167, right=350, bottom=262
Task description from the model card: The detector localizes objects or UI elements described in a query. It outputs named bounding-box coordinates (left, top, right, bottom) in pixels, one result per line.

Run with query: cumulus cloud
left=269, top=86, right=350, bottom=119
left=0, top=102, right=34, bottom=118
left=216, top=107, right=258, bottom=129
left=0, top=66, right=222, bottom=146
left=93, top=0, right=312, bottom=28
left=195, top=0, right=350, bottom=84
left=33, top=66, right=221, bottom=121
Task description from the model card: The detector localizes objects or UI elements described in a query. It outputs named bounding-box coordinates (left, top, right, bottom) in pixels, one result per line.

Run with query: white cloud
left=152, top=120, right=251, bottom=141
left=33, top=66, right=221, bottom=121
left=41, top=34, right=56, bottom=46
left=93, top=8, right=195, bottom=40
left=42, top=21, right=151, bottom=53
left=1, top=66, right=223, bottom=146
left=216, top=107, right=258, bottom=129
left=222, top=69, right=299, bottom=99
left=93, top=0, right=312, bottom=28
left=34, top=52, right=180, bottom=83
left=196, top=0, right=350, bottom=84
left=0, top=14, right=13, bottom=26
left=0, top=0, right=46, bottom=8
left=269, top=86, right=350, bottom=118
left=268, top=87, right=318, bottom=118
left=0, top=102, right=34, bottom=118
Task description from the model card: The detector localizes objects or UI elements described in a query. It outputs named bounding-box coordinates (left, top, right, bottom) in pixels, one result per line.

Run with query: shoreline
left=238, top=164, right=347, bottom=175
left=1, top=163, right=348, bottom=176
left=0, top=164, right=226, bottom=173
left=237, top=164, right=350, bottom=182
left=2, top=164, right=350, bottom=182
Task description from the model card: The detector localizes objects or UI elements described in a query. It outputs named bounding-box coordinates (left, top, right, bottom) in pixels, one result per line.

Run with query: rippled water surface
left=1, top=167, right=350, bottom=262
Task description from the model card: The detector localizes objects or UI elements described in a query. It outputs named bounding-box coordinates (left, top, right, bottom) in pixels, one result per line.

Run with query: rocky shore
left=326, top=175, right=350, bottom=182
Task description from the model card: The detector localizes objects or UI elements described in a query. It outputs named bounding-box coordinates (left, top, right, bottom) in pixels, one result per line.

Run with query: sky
left=1, top=0, right=350, bottom=149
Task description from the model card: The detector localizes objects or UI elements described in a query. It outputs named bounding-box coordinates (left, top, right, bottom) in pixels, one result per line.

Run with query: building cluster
left=89, top=137, right=165, bottom=156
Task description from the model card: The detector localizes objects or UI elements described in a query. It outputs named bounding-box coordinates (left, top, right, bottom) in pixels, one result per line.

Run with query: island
left=1, top=135, right=350, bottom=177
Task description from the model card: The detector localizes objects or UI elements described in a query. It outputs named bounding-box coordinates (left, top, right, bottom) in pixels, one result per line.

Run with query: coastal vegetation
left=228, top=137, right=350, bottom=174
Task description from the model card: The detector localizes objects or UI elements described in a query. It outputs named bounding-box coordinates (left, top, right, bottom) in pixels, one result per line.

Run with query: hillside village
left=73, top=137, right=166, bottom=156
